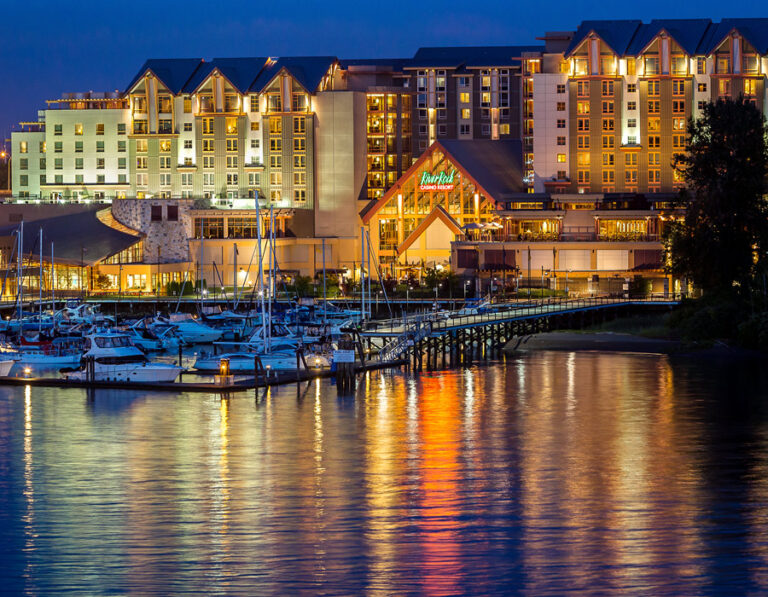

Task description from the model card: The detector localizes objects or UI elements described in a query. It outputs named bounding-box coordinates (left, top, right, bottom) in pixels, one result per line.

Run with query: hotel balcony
left=47, top=92, right=127, bottom=111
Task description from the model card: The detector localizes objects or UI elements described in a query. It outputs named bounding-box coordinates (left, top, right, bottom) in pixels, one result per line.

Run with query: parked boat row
left=0, top=297, right=364, bottom=381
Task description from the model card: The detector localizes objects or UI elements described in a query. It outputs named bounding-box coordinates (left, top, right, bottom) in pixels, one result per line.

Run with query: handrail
left=365, top=296, right=678, bottom=336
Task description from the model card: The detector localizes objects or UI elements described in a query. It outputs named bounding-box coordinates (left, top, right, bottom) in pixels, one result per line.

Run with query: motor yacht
left=153, top=315, right=222, bottom=344
left=62, top=331, right=183, bottom=383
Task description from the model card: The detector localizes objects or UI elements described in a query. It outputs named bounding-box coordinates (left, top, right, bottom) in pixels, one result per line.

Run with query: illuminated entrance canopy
left=418, top=169, right=456, bottom=191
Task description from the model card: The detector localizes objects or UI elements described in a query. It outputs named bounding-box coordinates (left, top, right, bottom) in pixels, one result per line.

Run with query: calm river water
left=1, top=351, right=768, bottom=595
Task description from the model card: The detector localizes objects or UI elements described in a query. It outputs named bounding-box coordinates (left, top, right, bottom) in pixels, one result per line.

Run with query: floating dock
left=0, top=360, right=405, bottom=393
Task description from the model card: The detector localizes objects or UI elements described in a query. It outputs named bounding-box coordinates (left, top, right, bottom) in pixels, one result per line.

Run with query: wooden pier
left=362, top=297, right=679, bottom=372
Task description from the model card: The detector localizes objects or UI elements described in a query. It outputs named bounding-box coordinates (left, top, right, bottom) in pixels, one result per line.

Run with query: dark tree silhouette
left=665, top=97, right=768, bottom=293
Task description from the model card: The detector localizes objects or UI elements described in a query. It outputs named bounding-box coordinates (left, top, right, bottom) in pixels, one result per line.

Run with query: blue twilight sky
left=0, top=0, right=763, bottom=150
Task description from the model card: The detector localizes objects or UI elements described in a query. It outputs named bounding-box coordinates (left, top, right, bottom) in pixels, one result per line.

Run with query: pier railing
left=363, top=296, right=678, bottom=338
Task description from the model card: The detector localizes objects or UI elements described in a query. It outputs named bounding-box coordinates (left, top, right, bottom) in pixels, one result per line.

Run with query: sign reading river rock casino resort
left=418, top=169, right=456, bottom=191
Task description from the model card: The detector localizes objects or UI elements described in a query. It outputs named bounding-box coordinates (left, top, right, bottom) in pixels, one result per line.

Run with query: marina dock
left=0, top=359, right=406, bottom=393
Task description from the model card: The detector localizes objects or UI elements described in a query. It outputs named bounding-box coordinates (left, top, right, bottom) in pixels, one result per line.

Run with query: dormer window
left=267, top=93, right=281, bottom=112
left=743, top=54, right=758, bottom=73
left=600, top=56, right=616, bottom=76
left=224, top=94, right=238, bottom=113
left=291, top=93, right=307, bottom=112
left=158, top=95, right=172, bottom=113
left=573, top=57, right=588, bottom=76
left=644, top=56, right=659, bottom=76
left=671, top=55, right=687, bottom=76
left=199, top=95, right=214, bottom=113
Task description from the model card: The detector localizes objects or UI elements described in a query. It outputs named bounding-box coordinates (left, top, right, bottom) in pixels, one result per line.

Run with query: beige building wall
left=313, top=91, right=367, bottom=238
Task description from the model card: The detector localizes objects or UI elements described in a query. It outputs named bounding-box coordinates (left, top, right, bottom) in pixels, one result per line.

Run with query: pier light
left=23, top=367, right=31, bottom=377
left=219, top=358, right=230, bottom=376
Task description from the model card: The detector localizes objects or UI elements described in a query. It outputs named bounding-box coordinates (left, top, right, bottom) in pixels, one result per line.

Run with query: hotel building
left=8, top=18, right=768, bottom=295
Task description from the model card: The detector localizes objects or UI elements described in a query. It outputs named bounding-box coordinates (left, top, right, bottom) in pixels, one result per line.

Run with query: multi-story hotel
left=7, top=18, right=768, bottom=296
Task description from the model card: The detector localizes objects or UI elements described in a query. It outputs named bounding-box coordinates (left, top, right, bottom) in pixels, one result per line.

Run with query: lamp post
left=405, top=284, right=409, bottom=314
left=0, top=150, right=9, bottom=192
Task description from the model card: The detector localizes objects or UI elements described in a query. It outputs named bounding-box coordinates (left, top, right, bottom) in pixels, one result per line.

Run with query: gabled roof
left=397, top=206, right=463, bottom=256
left=407, top=45, right=543, bottom=68
left=182, top=57, right=270, bottom=94
left=181, top=61, right=215, bottom=94
left=361, top=139, right=524, bottom=224
left=0, top=209, right=142, bottom=266
left=249, top=56, right=337, bottom=93
left=439, top=139, right=524, bottom=199
left=210, top=57, right=271, bottom=92
left=698, top=18, right=768, bottom=55
left=627, top=19, right=712, bottom=56
left=565, top=20, right=642, bottom=57
left=125, top=58, right=204, bottom=94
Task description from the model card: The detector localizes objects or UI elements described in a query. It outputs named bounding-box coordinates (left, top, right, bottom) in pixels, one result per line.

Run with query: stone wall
left=112, top=199, right=193, bottom=263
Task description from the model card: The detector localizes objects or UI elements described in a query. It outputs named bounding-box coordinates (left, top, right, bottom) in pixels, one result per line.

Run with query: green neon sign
left=419, top=169, right=456, bottom=191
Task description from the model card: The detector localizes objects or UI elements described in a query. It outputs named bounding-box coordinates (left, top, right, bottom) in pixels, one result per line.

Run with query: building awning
left=0, top=208, right=143, bottom=266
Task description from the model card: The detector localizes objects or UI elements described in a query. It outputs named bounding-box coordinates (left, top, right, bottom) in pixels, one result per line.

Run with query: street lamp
left=0, top=150, right=10, bottom=192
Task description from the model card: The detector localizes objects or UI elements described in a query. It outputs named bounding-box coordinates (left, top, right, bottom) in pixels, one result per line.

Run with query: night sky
left=0, top=0, right=760, bottom=150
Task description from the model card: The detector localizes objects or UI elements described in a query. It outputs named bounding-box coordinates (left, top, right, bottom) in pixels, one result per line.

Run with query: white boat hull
left=194, top=351, right=306, bottom=372
left=64, top=363, right=183, bottom=383
left=10, top=352, right=82, bottom=366
left=0, top=360, right=14, bottom=376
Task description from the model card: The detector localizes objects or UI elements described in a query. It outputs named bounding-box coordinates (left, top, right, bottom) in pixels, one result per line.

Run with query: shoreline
left=503, top=331, right=766, bottom=358
left=505, top=331, right=680, bottom=354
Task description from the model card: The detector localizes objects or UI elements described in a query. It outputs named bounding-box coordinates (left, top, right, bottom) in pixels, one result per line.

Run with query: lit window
left=74, top=123, right=83, bottom=135
left=19, top=141, right=28, bottom=154
left=461, top=108, right=470, bottom=119
left=556, top=153, right=566, bottom=163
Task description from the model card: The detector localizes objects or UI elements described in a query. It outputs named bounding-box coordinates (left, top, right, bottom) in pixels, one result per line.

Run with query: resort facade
left=6, top=19, right=768, bottom=296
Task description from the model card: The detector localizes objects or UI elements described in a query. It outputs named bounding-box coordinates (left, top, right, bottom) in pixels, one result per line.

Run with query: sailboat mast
left=39, top=227, right=42, bottom=333
left=267, top=204, right=273, bottom=353
left=17, top=221, right=23, bottom=322
left=255, top=201, right=266, bottom=351
left=199, top=216, right=204, bottom=313
left=51, top=242, right=54, bottom=314
left=360, top=226, right=365, bottom=321
left=322, top=237, right=326, bottom=327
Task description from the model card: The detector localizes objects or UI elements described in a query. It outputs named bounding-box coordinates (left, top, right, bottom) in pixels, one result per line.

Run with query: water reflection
left=0, top=353, right=767, bottom=594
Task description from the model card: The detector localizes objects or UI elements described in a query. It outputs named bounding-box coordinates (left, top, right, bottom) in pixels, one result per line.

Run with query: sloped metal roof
left=0, top=209, right=142, bottom=266
left=699, top=18, right=768, bottom=54
left=124, top=58, right=204, bottom=94
left=249, top=56, right=337, bottom=93
left=627, top=19, right=713, bottom=55
left=408, top=45, right=543, bottom=68
left=438, top=139, right=524, bottom=199
left=565, top=20, right=642, bottom=56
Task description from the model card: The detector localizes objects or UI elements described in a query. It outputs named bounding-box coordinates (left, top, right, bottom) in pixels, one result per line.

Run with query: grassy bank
left=566, top=312, right=675, bottom=340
